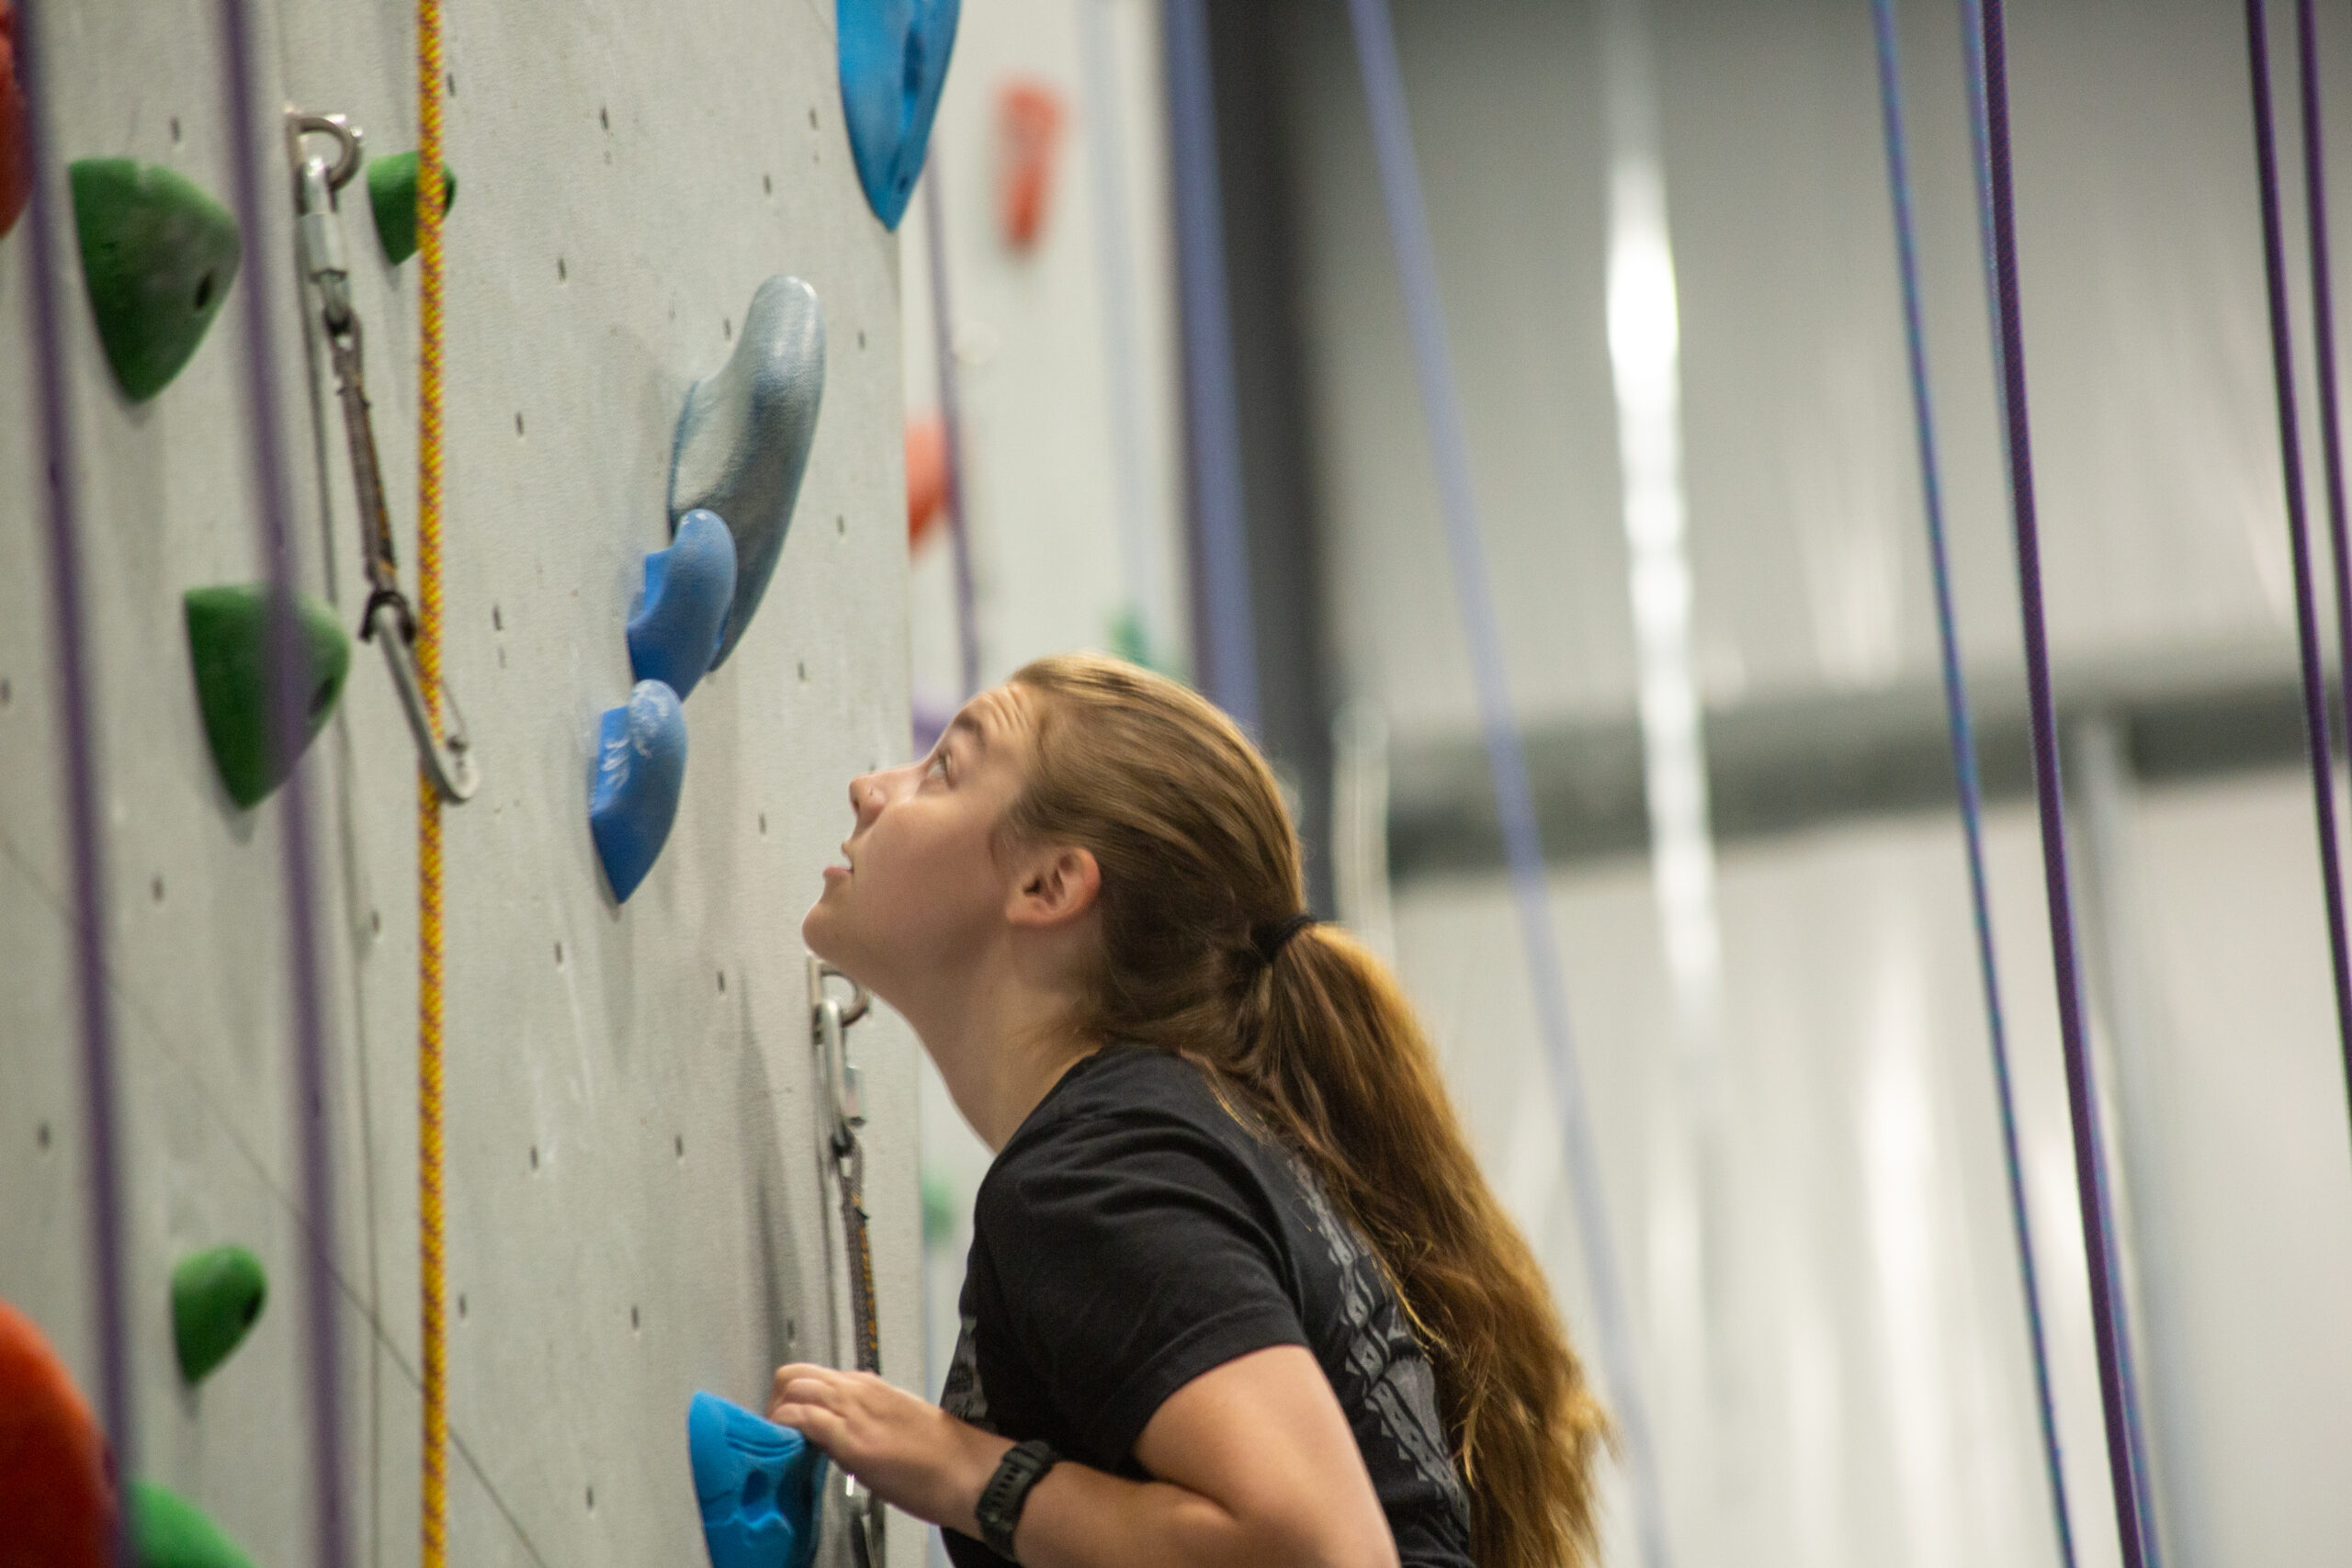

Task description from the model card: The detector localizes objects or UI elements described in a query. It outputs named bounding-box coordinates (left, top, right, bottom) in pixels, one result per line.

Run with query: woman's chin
left=799, top=899, right=837, bottom=957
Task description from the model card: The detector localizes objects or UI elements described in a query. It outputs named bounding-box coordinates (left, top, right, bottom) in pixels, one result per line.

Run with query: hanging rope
left=415, top=0, right=451, bottom=1559
left=18, top=9, right=138, bottom=1562
left=1339, top=3, right=1669, bottom=1563
left=1865, top=5, right=2075, bottom=1563
left=1972, top=5, right=2154, bottom=1565
left=2287, top=0, right=2352, bottom=1140
left=1161, top=0, right=1260, bottom=729
left=921, top=166, right=981, bottom=700
left=213, top=2, right=353, bottom=1564
left=2245, top=0, right=2352, bottom=1156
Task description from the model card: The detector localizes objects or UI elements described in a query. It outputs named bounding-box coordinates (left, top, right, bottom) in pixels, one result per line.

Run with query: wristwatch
left=976, top=1438, right=1059, bottom=1562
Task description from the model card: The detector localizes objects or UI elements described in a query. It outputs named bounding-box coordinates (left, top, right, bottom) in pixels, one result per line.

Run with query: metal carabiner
left=285, top=106, right=478, bottom=806
left=287, top=112, right=362, bottom=332
left=374, top=606, right=480, bottom=803
left=808, top=957, right=873, bottom=1153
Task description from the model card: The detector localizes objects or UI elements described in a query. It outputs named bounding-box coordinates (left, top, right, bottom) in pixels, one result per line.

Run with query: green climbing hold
left=69, top=158, right=241, bottom=402
left=365, top=151, right=457, bottom=265
left=920, top=1168, right=958, bottom=1248
left=170, top=1244, right=266, bottom=1384
left=183, top=585, right=351, bottom=810
left=130, top=1480, right=257, bottom=1568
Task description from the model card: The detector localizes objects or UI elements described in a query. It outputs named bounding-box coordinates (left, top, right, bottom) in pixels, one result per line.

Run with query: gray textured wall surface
left=1, top=4, right=922, bottom=1567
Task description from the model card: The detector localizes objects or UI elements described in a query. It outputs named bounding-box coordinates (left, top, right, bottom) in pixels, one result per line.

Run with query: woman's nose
left=849, top=771, right=885, bottom=823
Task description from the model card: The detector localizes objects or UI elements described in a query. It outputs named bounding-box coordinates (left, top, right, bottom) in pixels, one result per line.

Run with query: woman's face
left=801, top=682, right=1039, bottom=999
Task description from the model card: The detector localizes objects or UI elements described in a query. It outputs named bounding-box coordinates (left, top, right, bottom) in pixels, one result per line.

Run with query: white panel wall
left=2, top=4, right=922, bottom=1567
left=1393, top=775, right=2352, bottom=1568
left=1286, top=0, right=2352, bottom=736
left=1278, top=0, right=2352, bottom=1564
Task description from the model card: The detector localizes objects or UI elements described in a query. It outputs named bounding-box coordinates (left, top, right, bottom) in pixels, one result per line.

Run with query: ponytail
left=1250, top=925, right=1605, bottom=1568
left=1004, top=654, right=1606, bottom=1568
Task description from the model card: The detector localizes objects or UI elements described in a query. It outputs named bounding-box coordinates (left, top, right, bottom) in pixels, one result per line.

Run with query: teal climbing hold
left=839, top=0, right=962, bottom=230
left=130, top=1480, right=256, bottom=1568
left=688, top=1391, right=825, bottom=1568
left=170, top=1245, right=266, bottom=1384
left=590, top=680, right=688, bottom=903
left=364, top=151, right=457, bottom=266
left=669, top=276, right=825, bottom=669
left=69, top=158, right=241, bottom=402
left=184, top=585, right=352, bottom=810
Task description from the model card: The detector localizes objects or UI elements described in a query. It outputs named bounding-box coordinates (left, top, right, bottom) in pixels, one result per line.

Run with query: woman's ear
left=1006, top=842, right=1102, bottom=930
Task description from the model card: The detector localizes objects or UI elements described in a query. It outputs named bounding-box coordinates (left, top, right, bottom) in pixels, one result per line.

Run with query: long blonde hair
left=1002, top=653, right=1606, bottom=1568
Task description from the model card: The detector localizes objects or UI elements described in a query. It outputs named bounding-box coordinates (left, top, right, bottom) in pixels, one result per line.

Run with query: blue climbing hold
left=589, top=680, right=687, bottom=903
left=628, top=509, right=737, bottom=701
left=838, top=0, right=962, bottom=230
left=668, top=276, right=824, bottom=670
left=688, top=1391, right=826, bottom=1568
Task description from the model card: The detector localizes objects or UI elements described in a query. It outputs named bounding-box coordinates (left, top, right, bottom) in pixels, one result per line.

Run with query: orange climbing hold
left=0, top=2, right=30, bottom=240
left=996, top=81, right=1064, bottom=252
left=0, top=1299, right=114, bottom=1568
left=906, top=415, right=947, bottom=547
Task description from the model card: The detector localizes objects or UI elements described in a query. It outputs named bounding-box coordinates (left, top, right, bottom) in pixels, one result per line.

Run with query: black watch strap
left=976, top=1438, right=1059, bottom=1562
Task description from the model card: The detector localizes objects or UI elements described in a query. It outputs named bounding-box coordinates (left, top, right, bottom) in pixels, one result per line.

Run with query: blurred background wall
left=910, top=2, right=2352, bottom=1566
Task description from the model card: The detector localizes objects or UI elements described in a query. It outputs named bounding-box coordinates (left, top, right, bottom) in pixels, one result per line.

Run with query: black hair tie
left=1254, top=912, right=1317, bottom=966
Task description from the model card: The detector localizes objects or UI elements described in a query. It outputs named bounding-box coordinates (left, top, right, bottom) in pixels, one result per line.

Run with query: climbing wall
left=0, top=3, right=923, bottom=1568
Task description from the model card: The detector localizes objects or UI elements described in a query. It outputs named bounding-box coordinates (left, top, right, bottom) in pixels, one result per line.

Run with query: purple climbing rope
left=922, top=166, right=982, bottom=702
left=2290, top=0, right=2352, bottom=1138
left=1161, top=0, right=1260, bottom=730
left=1867, top=6, right=2075, bottom=1564
left=1973, top=5, right=2153, bottom=1565
left=2247, top=0, right=2352, bottom=1132
left=17, top=8, right=137, bottom=1562
left=213, top=4, right=350, bottom=1566
left=1340, top=3, right=1668, bottom=1565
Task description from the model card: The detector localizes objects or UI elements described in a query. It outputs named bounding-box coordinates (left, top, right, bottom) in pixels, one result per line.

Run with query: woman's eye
left=926, top=753, right=949, bottom=783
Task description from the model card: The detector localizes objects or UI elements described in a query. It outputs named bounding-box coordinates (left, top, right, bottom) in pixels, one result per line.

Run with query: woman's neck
left=905, top=962, right=1100, bottom=1152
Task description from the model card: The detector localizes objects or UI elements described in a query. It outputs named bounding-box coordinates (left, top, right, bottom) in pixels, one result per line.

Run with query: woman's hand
left=768, top=1363, right=1012, bottom=1534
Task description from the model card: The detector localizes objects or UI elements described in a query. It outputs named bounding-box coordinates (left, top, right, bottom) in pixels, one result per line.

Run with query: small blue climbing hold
left=838, top=0, right=962, bottom=230
left=589, top=680, right=687, bottom=903
left=688, top=1391, right=826, bottom=1568
left=668, top=276, right=824, bottom=670
left=628, top=509, right=738, bottom=701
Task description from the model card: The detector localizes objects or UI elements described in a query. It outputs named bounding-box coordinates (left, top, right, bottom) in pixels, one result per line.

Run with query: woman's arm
left=770, top=1345, right=1399, bottom=1568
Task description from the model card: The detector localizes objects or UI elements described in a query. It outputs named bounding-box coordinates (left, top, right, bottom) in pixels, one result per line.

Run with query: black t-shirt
left=938, top=1045, right=1473, bottom=1568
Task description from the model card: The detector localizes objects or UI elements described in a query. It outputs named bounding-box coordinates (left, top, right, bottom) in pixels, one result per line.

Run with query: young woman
left=772, top=655, right=1604, bottom=1568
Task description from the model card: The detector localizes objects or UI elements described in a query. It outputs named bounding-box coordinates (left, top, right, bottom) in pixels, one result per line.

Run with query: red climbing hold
left=996, top=81, right=1064, bottom=252
left=906, top=415, right=947, bottom=547
left=0, top=1299, right=114, bottom=1568
left=0, top=2, right=31, bottom=241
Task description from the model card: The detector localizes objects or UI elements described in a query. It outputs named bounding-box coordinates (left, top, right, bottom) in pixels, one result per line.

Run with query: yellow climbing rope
left=415, top=0, right=449, bottom=1561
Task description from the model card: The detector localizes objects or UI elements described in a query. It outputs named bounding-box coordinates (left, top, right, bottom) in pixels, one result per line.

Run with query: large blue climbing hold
left=838, top=0, right=961, bottom=230
left=589, top=680, right=688, bottom=903
left=688, top=1391, right=826, bottom=1568
left=668, top=276, right=824, bottom=670
left=628, top=509, right=738, bottom=701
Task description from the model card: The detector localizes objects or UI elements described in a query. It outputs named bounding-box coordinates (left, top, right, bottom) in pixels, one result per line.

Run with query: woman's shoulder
left=1007, top=1044, right=1231, bottom=1145
left=981, top=1047, right=1268, bottom=1201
